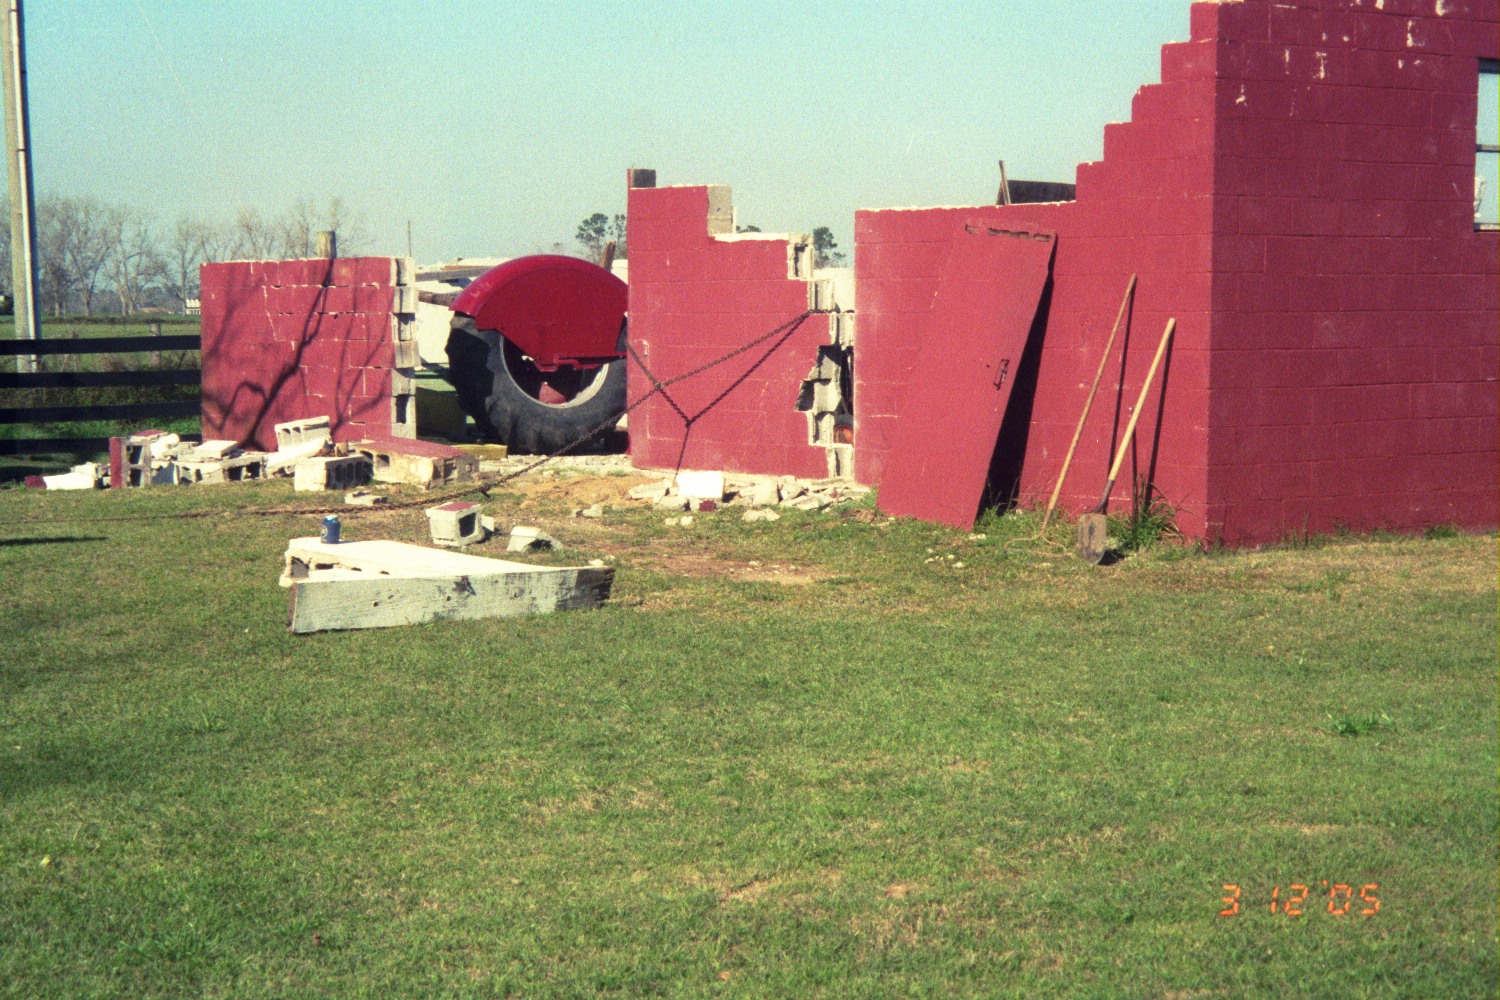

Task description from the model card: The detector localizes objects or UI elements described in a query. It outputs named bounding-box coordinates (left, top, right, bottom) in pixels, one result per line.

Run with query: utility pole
left=2, top=0, right=39, bottom=373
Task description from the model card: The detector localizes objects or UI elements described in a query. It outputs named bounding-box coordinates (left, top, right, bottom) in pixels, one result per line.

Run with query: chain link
left=6, top=310, right=816, bottom=525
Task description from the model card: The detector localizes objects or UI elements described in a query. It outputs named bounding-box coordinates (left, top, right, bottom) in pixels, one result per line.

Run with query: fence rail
left=1, top=332, right=202, bottom=457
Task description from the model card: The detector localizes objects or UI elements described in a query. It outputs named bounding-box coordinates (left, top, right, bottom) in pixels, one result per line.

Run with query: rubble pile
left=23, top=416, right=478, bottom=493
left=624, top=471, right=871, bottom=519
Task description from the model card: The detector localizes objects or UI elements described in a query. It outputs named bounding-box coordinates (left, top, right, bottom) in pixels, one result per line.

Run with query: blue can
left=321, top=515, right=341, bottom=544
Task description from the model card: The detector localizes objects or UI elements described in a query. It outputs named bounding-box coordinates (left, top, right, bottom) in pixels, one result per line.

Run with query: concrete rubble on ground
left=507, top=526, right=558, bottom=552
left=26, top=418, right=478, bottom=494
left=622, top=468, right=870, bottom=516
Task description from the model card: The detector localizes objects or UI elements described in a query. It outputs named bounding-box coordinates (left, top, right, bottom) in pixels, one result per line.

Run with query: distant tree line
left=567, top=213, right=847, bottom=268
left=0, top=195, right=369, bottom=316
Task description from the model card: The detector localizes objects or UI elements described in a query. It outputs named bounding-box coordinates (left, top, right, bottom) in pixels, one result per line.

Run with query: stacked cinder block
left=625, top=177, right=836, bottom=480
left=199, top=256, right=417, bottom=451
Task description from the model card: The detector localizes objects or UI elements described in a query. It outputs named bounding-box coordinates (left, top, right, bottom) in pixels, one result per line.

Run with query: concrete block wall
left=854, top=0, right=1497, bottom=544
left=855, top=69, right=1218, bottom=536
left=1197, top=0, right=1499, bottom=542
left=200, top=257, right=417, bottom=451
left=626, top=181, right=834, bottom=479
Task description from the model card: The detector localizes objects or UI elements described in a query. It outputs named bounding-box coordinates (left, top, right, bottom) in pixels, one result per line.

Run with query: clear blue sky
left=25, top=1, right=1192, bottom=262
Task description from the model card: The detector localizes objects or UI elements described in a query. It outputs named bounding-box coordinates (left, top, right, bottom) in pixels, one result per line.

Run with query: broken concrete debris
left=507, top=526, right=558, bottom=553
left=344, top=490, right=387, bottom=506
left=274, top=416, right=331, bottom=450
left=281, top=537, right=612, bottom=633
left=24, top=463, right=102, bottom=490
left=627, top=481, right=670, bottom=503
left=350, top=437, right=477, bottom=488
left=37, top=418, right=481, bottom=496
left=621, top=470, right=869, bottom=516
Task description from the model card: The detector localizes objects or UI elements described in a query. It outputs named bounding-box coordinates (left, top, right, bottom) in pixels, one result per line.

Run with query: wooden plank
left=282, top=538, right=613, bottom=633
left=0, top=368, right=200, bottom=389
left=283, top=537, right=550, bottom=580
left=877, top=221, right=1055, bottom=530
left=0, top=334, right=199, bottom=356
left=0, top=436, right=109, bottom=456
left=0, top=400, right=200, bottom=424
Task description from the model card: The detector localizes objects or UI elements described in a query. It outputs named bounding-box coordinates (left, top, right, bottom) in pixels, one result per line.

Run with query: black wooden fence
left=0, top=331, right=201, bottom=456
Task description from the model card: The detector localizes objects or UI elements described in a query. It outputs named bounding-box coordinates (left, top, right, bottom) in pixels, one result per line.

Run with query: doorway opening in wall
left=1476, top=58, right=1498, bottom=232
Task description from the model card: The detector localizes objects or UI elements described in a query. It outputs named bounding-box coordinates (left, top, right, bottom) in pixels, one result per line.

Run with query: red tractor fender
left=450, top=255, right=627, bottom=371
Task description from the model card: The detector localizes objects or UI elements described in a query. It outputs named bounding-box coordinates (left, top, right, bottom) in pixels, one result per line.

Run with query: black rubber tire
left=444, top=314, right=626, bottom=454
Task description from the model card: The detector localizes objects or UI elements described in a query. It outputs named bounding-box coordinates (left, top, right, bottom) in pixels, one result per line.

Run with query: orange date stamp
left=1219, top=882, right=1380, bottom=917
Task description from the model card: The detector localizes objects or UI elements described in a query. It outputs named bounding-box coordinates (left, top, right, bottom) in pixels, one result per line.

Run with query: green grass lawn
left=0, top=480, right=1495, bottom=998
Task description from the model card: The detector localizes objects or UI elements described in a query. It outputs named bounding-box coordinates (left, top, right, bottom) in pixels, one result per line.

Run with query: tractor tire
left=445, top=314, right=626, bottom=454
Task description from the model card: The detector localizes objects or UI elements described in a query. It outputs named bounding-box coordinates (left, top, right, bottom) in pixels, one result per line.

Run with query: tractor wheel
left=445, top=314, right=626, bottom=454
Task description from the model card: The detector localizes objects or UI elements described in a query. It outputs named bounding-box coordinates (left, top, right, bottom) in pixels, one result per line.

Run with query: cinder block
left=425, top=501, right=486, bottom=547
left=294, top=455, right=373, bottom=492
left=274, top=415, right=332, bottom=449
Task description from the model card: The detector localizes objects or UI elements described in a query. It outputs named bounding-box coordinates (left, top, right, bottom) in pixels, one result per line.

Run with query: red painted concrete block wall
left=855, top=0, right=1497, bottom=544
left=200, top=257, right=406, bottom=451
left=626, top=183, right=833, bottom=479
left=1201, top=0, right=1499, bottom=543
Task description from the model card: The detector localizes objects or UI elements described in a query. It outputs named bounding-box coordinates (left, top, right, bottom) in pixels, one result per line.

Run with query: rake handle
left=1094, top=317, right=1176, bottom=511
left=1041, top=274, right=1136, bottom=530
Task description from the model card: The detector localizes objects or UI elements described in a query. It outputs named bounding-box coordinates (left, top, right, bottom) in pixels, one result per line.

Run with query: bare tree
left=277, top=197, right=319, bottom=258
left=106, top=207, right=164, bottom=315
left=35, top=195, right=75, bottom=315
left=232, top=206, right=283, bottom=260
left=228, top=197, right=372, bottom=260
left=164, top=217, right=211, bottom=312
left=199, top=219, right=237, bottom=264
left=63, top=198, right=114, bottom=316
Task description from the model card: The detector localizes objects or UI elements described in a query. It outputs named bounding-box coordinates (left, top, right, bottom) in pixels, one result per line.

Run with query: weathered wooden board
left=281, top=538, right=613, bottom=633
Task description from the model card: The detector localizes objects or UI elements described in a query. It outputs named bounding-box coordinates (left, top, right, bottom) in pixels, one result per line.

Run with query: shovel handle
left=1099, top=318, right=1176, bottom=506
left=1042, top=274, right=1136, bottom=529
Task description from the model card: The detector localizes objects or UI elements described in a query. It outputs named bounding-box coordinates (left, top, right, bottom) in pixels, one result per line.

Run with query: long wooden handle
left=1042, top=274, right=1136, bottom=529
left=1098, top=317, right=1176, bottom=506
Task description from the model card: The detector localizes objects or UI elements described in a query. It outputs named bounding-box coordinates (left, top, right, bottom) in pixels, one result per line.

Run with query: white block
left=274, top=416, right=332, bottom=450
left=425, top=501, right=486, bottom=547
left=40, top=471, right=96, bottom=490
left=147, top=433, right=181, bottom=459
left=267, top=438, right=330, bottom=475
left=676, top=470, right=724, bottom=501
left=294, top=455, right=372, bottom=492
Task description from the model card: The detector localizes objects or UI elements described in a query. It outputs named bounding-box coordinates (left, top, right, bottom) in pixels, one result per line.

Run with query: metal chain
left=6, top=310, right=816, bottom=525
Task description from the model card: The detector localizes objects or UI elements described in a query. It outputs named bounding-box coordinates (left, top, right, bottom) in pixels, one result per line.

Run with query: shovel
left=1077, top=317, right=1175, bottom=563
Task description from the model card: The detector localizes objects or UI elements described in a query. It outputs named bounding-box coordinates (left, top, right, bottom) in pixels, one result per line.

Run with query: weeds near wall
left=1108, top=482, right=1179, bottom=554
